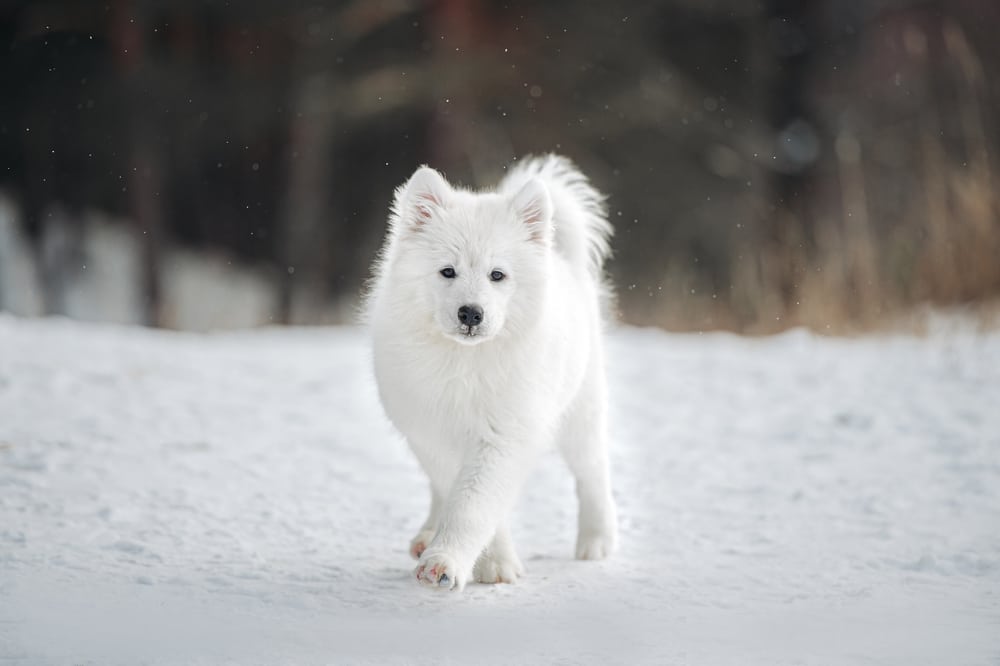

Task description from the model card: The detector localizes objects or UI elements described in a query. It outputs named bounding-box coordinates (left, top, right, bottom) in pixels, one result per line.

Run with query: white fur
left=365, top=154, right=618, bottom=590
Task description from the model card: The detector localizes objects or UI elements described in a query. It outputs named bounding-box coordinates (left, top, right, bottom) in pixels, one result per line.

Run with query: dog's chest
left=376, top=342, right=522, bottom=440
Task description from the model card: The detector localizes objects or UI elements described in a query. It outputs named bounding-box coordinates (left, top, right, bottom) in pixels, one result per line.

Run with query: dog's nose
left=457, top=304, right=484, bottom=327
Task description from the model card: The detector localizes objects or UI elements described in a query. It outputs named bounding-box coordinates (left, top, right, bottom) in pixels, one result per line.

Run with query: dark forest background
left=1, top=0, right=998, bottom=332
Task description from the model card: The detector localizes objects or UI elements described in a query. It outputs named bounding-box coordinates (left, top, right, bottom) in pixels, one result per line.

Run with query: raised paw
left=473, top=550, right=524, bottom=584
left=415, top=549, right=466, bottom=591
left=409, top=529, right=436, bottom=560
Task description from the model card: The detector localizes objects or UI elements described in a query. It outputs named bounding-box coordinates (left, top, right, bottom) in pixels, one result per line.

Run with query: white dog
left=366, top=154, right=617, bottom=590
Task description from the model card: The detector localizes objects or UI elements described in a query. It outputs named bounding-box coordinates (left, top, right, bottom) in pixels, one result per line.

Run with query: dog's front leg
left=415, top=437, right=534, bottom=590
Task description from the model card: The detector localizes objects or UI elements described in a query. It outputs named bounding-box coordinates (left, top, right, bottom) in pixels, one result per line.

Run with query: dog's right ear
left=511, top=178, right=553, bottom=244
left=393, top=166, right=452, bottom=231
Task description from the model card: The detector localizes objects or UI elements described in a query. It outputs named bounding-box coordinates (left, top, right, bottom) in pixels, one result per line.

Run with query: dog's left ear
left=511, top=179, right=553, bottom=243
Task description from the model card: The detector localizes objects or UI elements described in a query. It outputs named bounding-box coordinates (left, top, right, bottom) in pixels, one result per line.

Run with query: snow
left=1, top=314, right=998, bottom=665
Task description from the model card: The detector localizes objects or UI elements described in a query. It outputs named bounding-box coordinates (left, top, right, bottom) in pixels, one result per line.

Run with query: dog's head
left=388, top=166, right=553, bottom=346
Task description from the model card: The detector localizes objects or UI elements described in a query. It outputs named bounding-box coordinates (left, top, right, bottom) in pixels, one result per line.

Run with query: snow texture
left=0, top=314, right=998, bottom=665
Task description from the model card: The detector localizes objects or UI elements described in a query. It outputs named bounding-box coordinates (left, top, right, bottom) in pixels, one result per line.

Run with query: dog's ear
left=511, top=178, right=553, bottom=243
left=394, top=166, right=452, bottom=231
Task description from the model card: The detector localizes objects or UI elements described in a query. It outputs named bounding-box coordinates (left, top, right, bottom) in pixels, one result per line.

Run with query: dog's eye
left=439, top=267, right=457, bottom=279
left=490, top=270, right=506, bottom=282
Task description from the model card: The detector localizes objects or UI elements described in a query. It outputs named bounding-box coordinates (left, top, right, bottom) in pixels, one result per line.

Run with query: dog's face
left=389, top=167, right=552, bottom=346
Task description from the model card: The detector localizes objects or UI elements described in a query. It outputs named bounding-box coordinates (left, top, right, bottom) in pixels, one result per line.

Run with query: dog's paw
left=415, top=549, right=466, bottom=591
left=575, top=531, right=616, bottom=560
left=409, top=529, right=436, bottom=560
left=473, top=550, right=524, bottom=584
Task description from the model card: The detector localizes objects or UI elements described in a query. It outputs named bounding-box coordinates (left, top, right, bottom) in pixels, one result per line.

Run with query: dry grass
left=621, top=20, right=1000, bottom=336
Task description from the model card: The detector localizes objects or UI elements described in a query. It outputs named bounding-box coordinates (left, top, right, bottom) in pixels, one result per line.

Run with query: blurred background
left=0, top=0, right=998, bottom=333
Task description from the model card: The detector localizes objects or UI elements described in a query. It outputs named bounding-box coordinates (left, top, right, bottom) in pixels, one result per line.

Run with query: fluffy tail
left=501, top=154, right=612, bottom=277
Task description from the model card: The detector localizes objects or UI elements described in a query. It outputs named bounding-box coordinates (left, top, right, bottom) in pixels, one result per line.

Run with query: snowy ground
left=1, top=314, right=998, bottom=665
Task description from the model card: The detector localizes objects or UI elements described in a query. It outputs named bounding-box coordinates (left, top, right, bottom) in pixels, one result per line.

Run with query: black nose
left=457, top=304, right=484, bottom=327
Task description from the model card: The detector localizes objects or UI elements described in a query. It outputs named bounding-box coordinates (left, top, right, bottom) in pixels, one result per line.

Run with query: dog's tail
left=501, top=154, right=612, bottom=277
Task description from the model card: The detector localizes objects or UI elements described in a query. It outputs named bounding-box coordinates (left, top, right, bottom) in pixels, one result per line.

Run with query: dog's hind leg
left=558, top=376, right=618, bottom=560
left=473, top=518, right=524, bottom=584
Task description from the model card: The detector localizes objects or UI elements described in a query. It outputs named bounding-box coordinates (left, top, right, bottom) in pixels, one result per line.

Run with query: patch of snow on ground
left=0, top=315, right=998, bottom=664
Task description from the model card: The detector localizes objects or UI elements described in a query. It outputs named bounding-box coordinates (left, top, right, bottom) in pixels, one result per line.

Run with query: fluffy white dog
left=366, top=154, right=617, bottom=590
